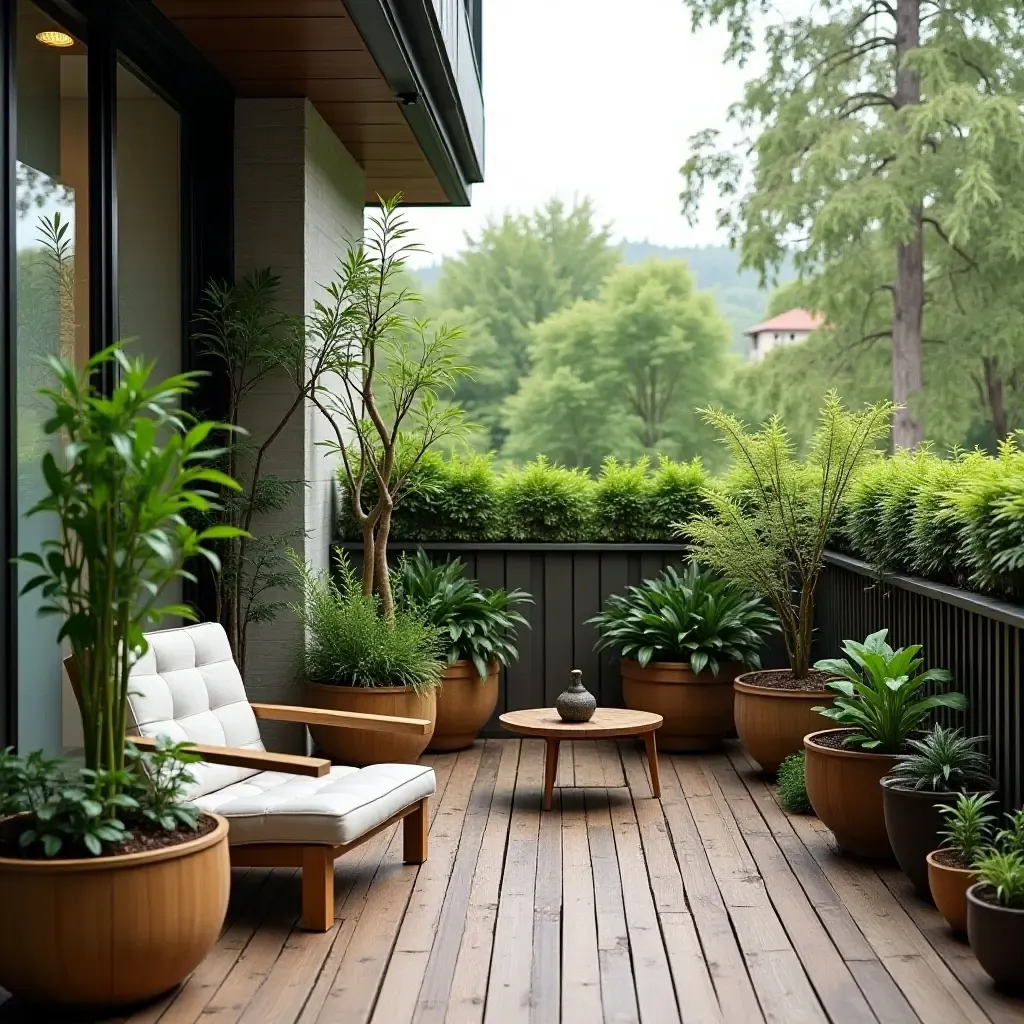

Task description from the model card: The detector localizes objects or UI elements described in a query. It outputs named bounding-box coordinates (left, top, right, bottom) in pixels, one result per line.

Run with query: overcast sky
left=403, top=0, right=749, bottom=267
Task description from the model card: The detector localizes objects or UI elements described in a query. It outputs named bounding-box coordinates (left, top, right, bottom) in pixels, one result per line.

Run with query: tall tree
left=503, top=261, right=732, bottom=469
left=680, top=0, right=1024, bottom=449
left=436, top=197, right=620, bottom=448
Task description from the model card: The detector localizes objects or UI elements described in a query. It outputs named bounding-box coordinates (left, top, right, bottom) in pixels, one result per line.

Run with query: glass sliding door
left=14, top=0, right=88, bottom=752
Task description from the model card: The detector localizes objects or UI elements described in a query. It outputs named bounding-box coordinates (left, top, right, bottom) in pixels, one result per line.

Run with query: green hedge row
left=837, top=444, right=1024, bottom=599
left=336, top=453, right=709, bottom=543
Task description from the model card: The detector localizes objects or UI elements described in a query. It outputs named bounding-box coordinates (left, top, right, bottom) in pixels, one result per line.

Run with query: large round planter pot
left=621, top=659, right=743, bottom=752
left=430, top=660, right=499, bottom=752
left=882, top=778, right=997, bottom=901
left=927, top=850, right=976, bottom=934
left=733, top=670, right=831, bottom=773
left=0, top=813, right=229, bottom=1008
left=804, top=730, right=900, bottom=859
left=967, top=883, right=1024, bottom=992
left=305, top=682, right=436, bottom=765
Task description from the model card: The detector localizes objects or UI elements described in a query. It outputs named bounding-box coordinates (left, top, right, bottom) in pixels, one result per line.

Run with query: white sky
left=403, top=0, right=750, bottom=267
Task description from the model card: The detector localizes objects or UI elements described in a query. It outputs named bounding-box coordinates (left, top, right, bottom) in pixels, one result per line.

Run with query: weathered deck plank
left=17, top=740, right=1024, bottom=1024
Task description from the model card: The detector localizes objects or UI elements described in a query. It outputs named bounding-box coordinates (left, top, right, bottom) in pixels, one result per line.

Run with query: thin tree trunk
left=375, top=506, right=394, bottom=621
left=361, top=518, right=376, bottom=596
left=982, top=356, right=1008, bottom=442
left=892, top=0, right=924, bottom=450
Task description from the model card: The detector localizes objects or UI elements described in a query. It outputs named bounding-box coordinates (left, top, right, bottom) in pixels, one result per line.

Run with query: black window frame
left=0, top=0, right=234, bottom=750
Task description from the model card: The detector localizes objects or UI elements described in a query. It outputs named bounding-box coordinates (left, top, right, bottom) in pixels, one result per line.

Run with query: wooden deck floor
left=5, top=738, right=1024, bottom=1024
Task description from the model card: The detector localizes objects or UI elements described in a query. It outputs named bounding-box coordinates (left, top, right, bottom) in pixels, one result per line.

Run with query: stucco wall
left=234, top=98, right=365, bottom=749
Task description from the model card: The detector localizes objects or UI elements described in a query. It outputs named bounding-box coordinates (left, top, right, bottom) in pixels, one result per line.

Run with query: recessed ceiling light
left=36, top=30, right=75, bottom=48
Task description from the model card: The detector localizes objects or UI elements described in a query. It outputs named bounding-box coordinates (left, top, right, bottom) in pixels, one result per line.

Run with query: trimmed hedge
left=336, top=453, right=708, bottom=544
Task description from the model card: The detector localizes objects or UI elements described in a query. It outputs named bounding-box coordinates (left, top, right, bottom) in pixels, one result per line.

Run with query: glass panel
left=15, top=1, right=88, bottom=753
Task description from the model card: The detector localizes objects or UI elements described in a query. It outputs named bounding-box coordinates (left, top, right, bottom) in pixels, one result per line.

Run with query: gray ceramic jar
left=555, top=669, right=597, bottom=722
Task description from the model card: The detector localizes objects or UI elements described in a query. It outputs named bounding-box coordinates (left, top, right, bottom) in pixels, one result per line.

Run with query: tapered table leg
left=543, top=737, right=560, bottom=810
left=644, top=731, right=662, bottom=799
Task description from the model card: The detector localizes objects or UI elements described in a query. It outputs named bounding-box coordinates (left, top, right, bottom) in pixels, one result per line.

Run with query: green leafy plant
left=996, top=810, right=1024, bottom=856
left=290, top=550, right=444, bottom=693
left=974, top=849, right=1024, bottom=909
left=392, top=550, right=531, bottom=679
left=937, top=792, right=998, bottom=867
left=126, top=738, right=203, bottom=832
left=812, top=629, right=967, bottom=753
left=592, top=458, right=651, bottom=542
left=500, top=456, right=593, bottom=542
left=682, top=393, right=892, bottom=679
left=885, top=725, right=989, bottom=792
left=776, top=752, right=811, bottom=813
left=14, top=346, right=243, bottom=855
left=588, top=562, right=778, bottom=673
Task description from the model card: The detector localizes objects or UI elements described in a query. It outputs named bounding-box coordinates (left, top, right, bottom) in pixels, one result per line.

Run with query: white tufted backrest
left=128, top=622, right=265, bottom=799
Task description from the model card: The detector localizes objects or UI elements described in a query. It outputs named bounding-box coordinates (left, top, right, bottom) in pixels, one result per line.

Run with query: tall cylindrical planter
left=733, top=670, right=831, bottom=773
left=305, top=682, right=435, bottom=765
left=0, top=813, right=230, bottom=1007
left=967, top=884, right=1024, bottom=992
left=804, top=730, right=900, bottom=859
left=621, top=659, right=743, bottom=752
left=429, top=661, right=499, bottom=752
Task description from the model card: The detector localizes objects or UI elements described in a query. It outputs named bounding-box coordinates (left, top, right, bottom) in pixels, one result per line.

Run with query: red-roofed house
left=744, top=309, right=825, bottom=364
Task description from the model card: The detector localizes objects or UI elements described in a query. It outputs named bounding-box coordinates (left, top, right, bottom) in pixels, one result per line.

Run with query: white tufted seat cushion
left=132, top=623, right=437, bottom=848
left=193, top=763, right=436, bottom=846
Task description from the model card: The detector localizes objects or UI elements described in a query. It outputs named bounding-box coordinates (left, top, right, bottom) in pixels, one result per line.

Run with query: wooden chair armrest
left=127, top=735, right=330, bottom=778
left=250, top=702, right=431, bottom=736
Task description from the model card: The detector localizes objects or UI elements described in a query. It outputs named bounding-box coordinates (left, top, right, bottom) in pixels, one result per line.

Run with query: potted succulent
left=589, top=562, right=777, bottom=751
left=0, top=347, right=242, bottom=1007
left=805, top=629, right=967, bottom=859
left=683, top=395, right=892, bottom=772
left=393, top=551, right=531, bottom=751
left=967, top=845, right=1024, bottom=991
left=881, top=725, right=992, bottom=899
left=927, top=793, right=997, bottom=934
left=292, top=552, right=444, bottom=765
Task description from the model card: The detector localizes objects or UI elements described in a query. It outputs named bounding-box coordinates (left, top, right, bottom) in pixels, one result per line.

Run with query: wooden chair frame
left=130, top=701, right=432, bottom=931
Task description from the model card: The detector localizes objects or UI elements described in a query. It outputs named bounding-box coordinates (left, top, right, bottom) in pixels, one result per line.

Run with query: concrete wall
left=234, top=98, right=364, bottom=749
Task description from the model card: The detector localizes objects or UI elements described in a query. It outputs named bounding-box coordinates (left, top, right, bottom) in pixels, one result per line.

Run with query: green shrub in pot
left=968, top=846, right=1024, bottom=990
left=392, top=551, right=532, bottom=750
left=588, top=562, right=778, bottom=751
left=881, top=726, right=991, bottom=899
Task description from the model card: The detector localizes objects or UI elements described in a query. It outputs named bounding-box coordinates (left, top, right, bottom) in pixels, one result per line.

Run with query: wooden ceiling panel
left=155, top=0, right=449, bottom=204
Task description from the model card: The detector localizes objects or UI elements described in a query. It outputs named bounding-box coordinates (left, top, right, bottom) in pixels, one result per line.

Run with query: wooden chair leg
left=403, top=797, right=429, bottom=864
left=301, top=846, right=335, bottom=932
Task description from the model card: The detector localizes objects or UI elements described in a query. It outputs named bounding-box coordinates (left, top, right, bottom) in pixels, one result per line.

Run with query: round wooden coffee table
left=498, top=707, right=663, bottom=810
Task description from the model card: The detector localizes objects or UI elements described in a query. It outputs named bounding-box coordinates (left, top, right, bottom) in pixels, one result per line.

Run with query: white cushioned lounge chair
left=82, top=622, right=436, bottom=931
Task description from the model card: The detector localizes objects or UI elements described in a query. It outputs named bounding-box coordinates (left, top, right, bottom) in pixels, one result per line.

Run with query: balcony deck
left=5, top=738, right=1023, bottom=1024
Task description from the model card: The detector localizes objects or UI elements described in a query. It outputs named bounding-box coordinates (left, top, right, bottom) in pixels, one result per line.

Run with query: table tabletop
left=498, top=706, right=663, bottom=739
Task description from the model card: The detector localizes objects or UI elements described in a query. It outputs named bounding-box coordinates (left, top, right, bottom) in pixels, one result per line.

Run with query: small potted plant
left=0, top=347, right=242, bottom=1007
left=927, top=793, right=997, bottom=934
left=292, top=552, right=444, bottom=765
left=683, top=395, right=892, bottom=771
left=589, top=562, right=777, bottom=751
left=393, top=551, right=531, bottom=751
left=967, top=844, right=1024, bottom=991
left=881, top=725, right=991, bottom=899
left=806, top=629, right=967, bottom=859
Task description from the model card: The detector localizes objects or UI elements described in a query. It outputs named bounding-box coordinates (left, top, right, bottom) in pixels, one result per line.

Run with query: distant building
left=744, top=309, right=824, bottom=364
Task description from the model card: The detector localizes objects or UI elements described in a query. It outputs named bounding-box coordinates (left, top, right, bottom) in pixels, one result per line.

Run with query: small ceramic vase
left=555, top=669, right=597, bottom=722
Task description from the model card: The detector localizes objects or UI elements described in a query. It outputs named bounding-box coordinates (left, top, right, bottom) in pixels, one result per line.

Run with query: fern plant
left=588, top=562, right=778, bottom=673
left=682, top=393, right=892, bottom=678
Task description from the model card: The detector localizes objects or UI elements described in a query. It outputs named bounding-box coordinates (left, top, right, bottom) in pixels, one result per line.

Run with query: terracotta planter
left=0, top=813, right=229, bottom=1007
left=803, top=730, right=900, bottom=859
left=305, top=681, right=435, bottom=765
left=733, top=670, right=831, bottom=773
left=967, top=883, right=1024, bottom=992
left=430, top=660, right=499, bottom=752
left=927, top=850, right=976, bottom=934
left=620, top=659, right=743, bottom=752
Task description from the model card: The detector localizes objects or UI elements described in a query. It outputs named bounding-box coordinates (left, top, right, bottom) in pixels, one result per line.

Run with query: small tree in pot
left=393, top=551, right=531, bottom=751
left=805, top=629, right=967, bottom=859
left=0, top=347, right=244, bottom=1007
left=588, top=562, right=777, bottom=751
left=683, top=394, right=892, bottom=771
left=882, top=725, right=992, bottom=900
